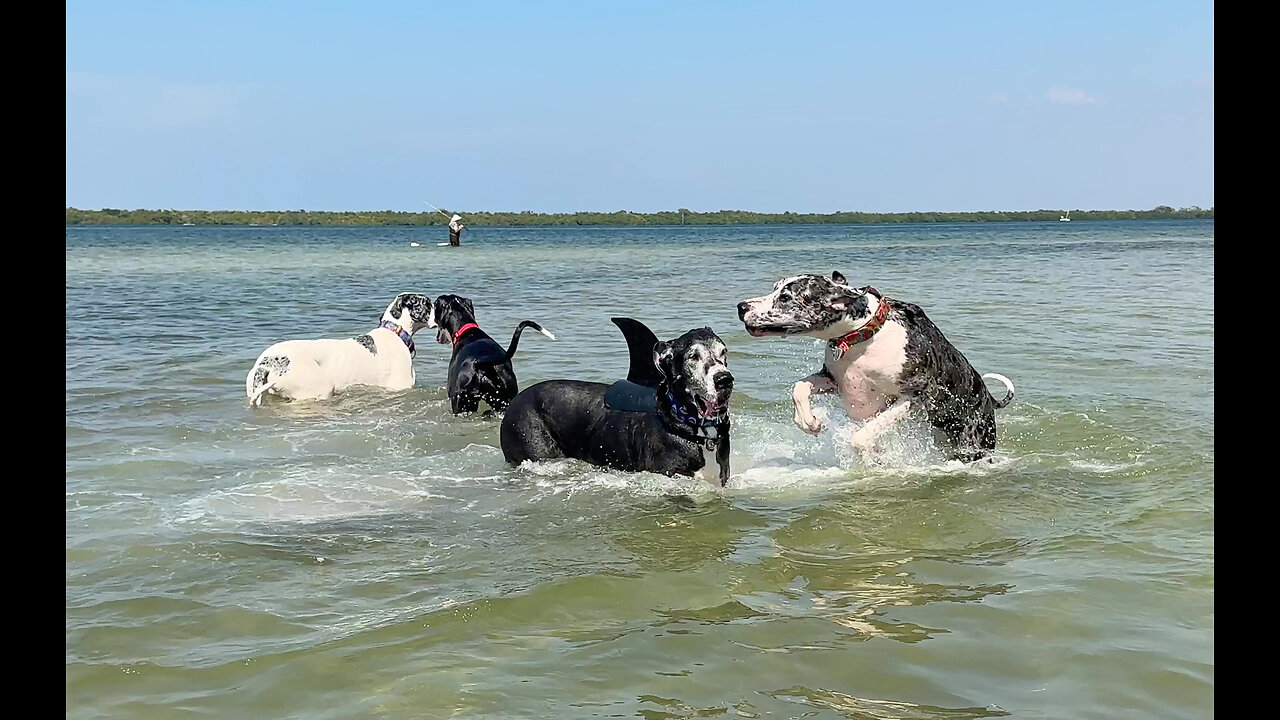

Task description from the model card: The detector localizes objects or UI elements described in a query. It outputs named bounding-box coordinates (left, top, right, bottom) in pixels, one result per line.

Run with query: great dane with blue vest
left=246, top=293, right=432, bottom=405
left=500, top=318, right=734, bottom=486
left=738, top=272, right=1015, bottom=460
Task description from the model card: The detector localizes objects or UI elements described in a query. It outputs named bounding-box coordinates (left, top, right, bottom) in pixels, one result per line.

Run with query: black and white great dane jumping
left=738, top=272, right=1015, bottom=461
left=500, top=318, right=734, bottom=486
left=429, top=294, right=555, bottom=413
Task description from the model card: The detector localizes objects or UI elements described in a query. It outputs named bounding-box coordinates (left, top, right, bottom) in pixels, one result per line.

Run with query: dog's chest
left=826, top=320, right=909, bottom=419
left=692, top=444, right=718, bottom=484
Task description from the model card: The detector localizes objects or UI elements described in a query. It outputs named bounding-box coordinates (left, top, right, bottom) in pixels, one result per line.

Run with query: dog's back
left=893, top=300, right=1006, bottom=456
left=501, top=380, right=697, bottom=474
left=501, top=380, right=609, bottom=463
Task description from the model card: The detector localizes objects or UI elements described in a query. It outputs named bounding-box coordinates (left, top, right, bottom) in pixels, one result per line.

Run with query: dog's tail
left=982, top=373, right=1016, bottom=409
left=246, top=355, right=290, bottom=407
left=504, top=321, right=556, bottom=359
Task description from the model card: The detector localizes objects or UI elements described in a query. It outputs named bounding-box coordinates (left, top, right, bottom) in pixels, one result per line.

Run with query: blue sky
left=66, top=1, right=1214, bottom=212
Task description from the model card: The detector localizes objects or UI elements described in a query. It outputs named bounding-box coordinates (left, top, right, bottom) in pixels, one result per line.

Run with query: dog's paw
left=849, top=432, right=877, bottom=456
left=793, top=410, right=824, bottom=435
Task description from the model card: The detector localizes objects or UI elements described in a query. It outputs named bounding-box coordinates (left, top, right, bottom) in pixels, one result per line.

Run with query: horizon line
left=66, top=205, right=1213, bottom=214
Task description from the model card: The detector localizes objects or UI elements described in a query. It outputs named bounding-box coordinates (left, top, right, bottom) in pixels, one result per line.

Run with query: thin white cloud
left=1045, top=87, right=1100, bottom=106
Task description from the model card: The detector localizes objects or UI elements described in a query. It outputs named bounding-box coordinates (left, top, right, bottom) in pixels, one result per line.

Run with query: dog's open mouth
left=744, top=324, right=794, bottom=337
left=692, top=395, right=729, bottom=418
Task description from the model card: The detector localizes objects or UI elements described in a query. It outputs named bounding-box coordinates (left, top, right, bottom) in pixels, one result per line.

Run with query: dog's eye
left=779, top=292, right=792, bottom=302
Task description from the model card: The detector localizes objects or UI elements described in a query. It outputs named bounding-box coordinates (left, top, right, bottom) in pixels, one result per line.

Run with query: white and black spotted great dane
left=245, top=293, right=433, bottom=405
left=738, top=272, right=1015, bottom=460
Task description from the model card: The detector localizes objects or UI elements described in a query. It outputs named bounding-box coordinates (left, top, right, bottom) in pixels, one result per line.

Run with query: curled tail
left=246, top=355, right=291, bottom=407
left=982, top=373, right=1015, bottom=409
left=504, top=321, right=556, bottom=359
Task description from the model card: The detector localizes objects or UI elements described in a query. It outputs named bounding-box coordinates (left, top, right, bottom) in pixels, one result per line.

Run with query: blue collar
left=380, top=321, right=415, bottom=356
left=665, top=391, right=723, bottom=435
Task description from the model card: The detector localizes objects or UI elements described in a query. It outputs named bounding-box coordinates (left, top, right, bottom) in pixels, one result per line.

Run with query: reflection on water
left=67, top=222, right=1213, bottom=719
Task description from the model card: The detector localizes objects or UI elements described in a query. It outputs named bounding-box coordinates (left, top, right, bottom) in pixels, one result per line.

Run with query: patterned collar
left=829, top=287, right=890, bottom=359
left=663, top=389, right=731, bottom=486
left=380, top=320, right=415, bottom=356
left=665, top=391, right=724, bottom=442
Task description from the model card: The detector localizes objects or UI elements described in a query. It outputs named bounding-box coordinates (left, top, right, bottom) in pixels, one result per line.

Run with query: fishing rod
left=423, top=200, right=454, bottom=219
left=423, top=200, right=467, bottom=247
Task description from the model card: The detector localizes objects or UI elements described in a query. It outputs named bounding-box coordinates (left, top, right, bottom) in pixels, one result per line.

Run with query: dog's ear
left=388, top=294, right=407, bottom=320
left=830, top=291, right=869, bottom=316
left=831, top=271, right=848, bottom=286
left=409, top=295, right=431, bottom=322
left=653, top=340, right=677, bottom=380
left=462, top=298, right=475, bottom=315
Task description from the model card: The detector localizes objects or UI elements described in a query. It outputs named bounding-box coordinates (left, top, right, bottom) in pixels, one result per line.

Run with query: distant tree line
left=65, top=205, right=1214, bottom=227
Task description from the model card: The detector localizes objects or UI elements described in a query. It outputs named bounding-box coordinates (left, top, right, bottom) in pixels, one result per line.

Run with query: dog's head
left=655, top=327, right=734, bottom=421
left=737, top=272, right=873, bottom=340
left=429, top=294, right=476, bottom=344
left=382, top=293, right=433, bottom=333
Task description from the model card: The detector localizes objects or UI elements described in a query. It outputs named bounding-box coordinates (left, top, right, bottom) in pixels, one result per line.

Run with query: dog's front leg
left=849, top=399, right=912, bottom=456
left=793, top=372, right=837, bottom=435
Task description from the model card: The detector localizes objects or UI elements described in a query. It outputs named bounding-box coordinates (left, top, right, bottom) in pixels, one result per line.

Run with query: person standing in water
left=448, top=214, right=465, bottom=247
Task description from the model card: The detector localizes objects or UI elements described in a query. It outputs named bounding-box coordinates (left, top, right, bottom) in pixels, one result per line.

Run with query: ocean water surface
left=66, top=221, right=1214, bottom=718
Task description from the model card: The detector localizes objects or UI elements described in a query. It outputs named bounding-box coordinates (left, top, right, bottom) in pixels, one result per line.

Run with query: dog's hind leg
left=246, top=355, right=292, bottom=407
left=483, top=366, right=520, bottom=412
left=849, top=399, right=913, bottom=456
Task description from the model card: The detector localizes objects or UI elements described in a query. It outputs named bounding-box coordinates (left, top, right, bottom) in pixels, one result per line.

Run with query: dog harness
left=380, top=321, right=415, bottom=356
left=452, top=322, right=480, bottom=346
left=829, top=286, right=891, bottom=359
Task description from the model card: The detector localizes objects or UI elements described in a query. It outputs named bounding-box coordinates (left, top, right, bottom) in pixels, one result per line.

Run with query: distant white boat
left=182, top=222, right=195, bottom=226
left=1059, top=211, right=1071, bottom=222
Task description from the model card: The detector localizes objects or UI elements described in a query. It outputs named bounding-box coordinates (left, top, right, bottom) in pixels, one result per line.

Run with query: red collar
left=830, top=287, right=890, bottom=358
left=452, top=322, right=480, bottom=346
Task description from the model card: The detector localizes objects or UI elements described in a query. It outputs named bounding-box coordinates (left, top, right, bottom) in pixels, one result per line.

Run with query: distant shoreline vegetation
left=66, top=206, right=1213, bottom=227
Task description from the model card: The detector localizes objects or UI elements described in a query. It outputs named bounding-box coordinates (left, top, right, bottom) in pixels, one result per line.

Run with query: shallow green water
left=66, top=221, right=1213, bottom=718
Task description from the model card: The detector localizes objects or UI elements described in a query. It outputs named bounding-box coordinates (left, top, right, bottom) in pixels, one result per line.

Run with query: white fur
left=824, top=319, right=910, bottom=421
left=787, top=292, right=912, bottom=456
left=982, top=373, right=1016, bottom=407
left=689, top=341, right=730, bottom=413
left=245, top=330, right=416, bottom=404
left=849, top=399, right=913, bottom=454
left=246, top=295, right=430, bottom=406
left=695, top=445, right=720, bottom=486
left=741, top=276, right=803, bottom=322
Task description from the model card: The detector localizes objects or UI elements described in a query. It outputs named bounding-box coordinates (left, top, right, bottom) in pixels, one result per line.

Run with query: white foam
left=175, top=467, right=450, bottom=524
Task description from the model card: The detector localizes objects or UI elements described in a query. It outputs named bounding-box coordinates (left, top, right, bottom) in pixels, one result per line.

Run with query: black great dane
left=429, top=294, right=555, bottom=414
left=500, top=318, right=734, bottom=486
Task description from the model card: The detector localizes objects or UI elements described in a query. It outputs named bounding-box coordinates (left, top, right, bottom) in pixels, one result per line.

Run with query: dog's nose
left=736, top=302, right=749, bottom=320
left=713, top=372, right=734, bottom=392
